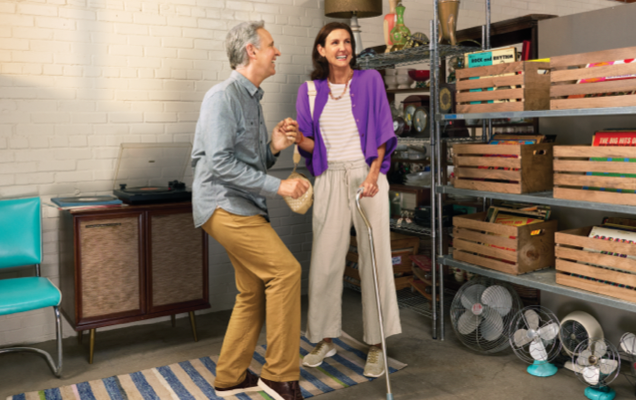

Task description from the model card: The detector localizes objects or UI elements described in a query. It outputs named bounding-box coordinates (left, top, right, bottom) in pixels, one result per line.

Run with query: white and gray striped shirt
left=319, top=81, right=366, bottom=162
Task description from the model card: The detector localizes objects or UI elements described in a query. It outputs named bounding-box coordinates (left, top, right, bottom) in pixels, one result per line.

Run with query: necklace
left=328, top=69, right=354, bottom=101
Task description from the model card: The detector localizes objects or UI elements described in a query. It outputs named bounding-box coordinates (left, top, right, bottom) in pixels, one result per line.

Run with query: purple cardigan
left=295, top=69, right=397, bottom=177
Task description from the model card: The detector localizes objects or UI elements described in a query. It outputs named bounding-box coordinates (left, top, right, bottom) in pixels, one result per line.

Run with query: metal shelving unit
left=440, top=186, right=636, bottom=215
left=427, top=2, right=636, bottom=342
left=344, top=283, right=451, bottom=319
left=357, top=44, right=479, bottom=70
left=398, top=136, right=484, bottom=147
left=390, top=220, right=432, bottom=236
left=354, top=1, right=490, bottom=340
left=440, top=256, right=636, bottom=314
left=439, top=106, right=636, bottom=121
left=356, top=0, right=636, bottom=344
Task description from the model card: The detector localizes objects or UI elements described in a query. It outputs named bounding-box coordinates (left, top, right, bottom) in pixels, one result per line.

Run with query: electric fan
left=559, top=311, right=604, bottom=371
left=572, top=338, right=620, bottom=400
left=450, top=276, right=523, bottom=354
left=509, top=306, right=561, bottom=377
left=619, top=332, right=636, bottom=396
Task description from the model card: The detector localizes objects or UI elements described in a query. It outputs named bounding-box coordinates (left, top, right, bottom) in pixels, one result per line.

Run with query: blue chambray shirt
left=191, top=70, right=281, bottom=228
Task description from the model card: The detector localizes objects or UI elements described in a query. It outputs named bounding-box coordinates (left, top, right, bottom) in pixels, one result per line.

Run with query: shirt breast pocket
left=237, top=118, right=261, bottom=153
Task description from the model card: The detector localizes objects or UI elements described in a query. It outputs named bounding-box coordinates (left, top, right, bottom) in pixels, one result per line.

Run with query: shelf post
left=486, top=0, right=492, bottom=139
left=429, top=16, right=439, bottom=341
left=432, top=13, right=447, bottom=341
left=485, top=0, right=491, bottom=50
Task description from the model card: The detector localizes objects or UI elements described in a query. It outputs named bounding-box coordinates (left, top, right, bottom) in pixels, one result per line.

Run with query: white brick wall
left=0, top=0, right=619, bottom=346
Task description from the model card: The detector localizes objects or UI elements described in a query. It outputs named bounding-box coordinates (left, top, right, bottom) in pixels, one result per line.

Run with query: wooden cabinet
left=59, top=202, right=209, bottom=362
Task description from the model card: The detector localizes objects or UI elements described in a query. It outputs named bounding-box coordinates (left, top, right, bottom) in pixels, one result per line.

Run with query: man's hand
left=270, top=118, right=299, bottom=154
left=278, top=178, right=310, bottom=199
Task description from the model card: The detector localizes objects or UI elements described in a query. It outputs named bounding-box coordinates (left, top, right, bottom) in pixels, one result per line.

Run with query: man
left=191, top=21, right=309, bottom=400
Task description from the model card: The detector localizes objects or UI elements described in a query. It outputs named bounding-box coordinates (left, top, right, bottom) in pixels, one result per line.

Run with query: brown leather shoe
left=214, top=369, right=259, bottom=397
left=257, top=377, right=304, bottom=400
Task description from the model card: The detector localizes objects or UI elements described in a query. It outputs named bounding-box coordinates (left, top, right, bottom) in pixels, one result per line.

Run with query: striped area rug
left=8, top=332, right=406, bottom=400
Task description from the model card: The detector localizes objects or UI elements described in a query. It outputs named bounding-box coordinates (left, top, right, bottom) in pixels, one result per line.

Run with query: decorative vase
left=383, top=0, right=398, bottom=52
left=390, top=3, right=410, bottom=49
left=438, top=0, right=460, bottom=46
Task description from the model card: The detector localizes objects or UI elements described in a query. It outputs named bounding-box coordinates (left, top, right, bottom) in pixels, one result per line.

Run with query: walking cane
left=355, top=187, right=393, bottom=400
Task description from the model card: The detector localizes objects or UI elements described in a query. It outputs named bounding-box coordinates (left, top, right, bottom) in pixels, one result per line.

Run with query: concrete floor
left=1, top=289, right=635, bottom=400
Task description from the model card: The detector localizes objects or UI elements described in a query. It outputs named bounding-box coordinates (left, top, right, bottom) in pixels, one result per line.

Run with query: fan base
left=527, top=360, right=558, bottom=377
left=584, top=386, right=616, bottom=400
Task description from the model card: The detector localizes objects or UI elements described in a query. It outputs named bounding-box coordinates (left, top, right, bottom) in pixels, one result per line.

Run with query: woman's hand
left=359, top=173, right=379, bottom=197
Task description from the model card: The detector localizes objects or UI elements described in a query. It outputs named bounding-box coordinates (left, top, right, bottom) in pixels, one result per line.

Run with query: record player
left=113, top=143, right=193, bottom=205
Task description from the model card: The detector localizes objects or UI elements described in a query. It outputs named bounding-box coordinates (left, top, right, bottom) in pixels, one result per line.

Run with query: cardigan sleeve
left=368, top=70, right=397, bottom=173
left=295, top=81, right=316, bottom=174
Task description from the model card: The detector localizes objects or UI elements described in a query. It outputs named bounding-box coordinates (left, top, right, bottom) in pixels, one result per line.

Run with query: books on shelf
left=569, top=58, right=636, bottom=99
left=588, top=130, right=636, bottom=193
left=584, top=226, right=636, bottom=267
left=484, top=203, right=548, bottom=253
left=602, top=217, right=636, bottom=232
left=578, top=59, right=636, bottom=84
left=465, top=46, right=518, bottom=105
left=490, top=134, right=545, bottom=144
left=592, top=130, right=636, bottom=146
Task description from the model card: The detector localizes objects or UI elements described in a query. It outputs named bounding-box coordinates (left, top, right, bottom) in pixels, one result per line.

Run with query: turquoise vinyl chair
left=0, top=197, right=62, bottom=377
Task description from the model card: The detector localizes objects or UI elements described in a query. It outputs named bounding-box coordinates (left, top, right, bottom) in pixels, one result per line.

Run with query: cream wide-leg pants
left=306, top=159, right=402, bottom=345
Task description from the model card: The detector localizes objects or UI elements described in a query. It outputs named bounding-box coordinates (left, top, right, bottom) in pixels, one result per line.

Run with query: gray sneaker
left=363, top=346, right=386, bottom=377
left=302, top=340, right=337, bottom=367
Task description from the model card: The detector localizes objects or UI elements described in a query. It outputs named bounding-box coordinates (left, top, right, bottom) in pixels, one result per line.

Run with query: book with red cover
left=592, top=130, right=636, bottom=146
left=589, top=130, right=636, bottom=193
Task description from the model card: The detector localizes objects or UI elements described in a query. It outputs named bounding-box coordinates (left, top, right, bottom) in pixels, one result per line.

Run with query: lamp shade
left=324, top=0, right=383, bottom=19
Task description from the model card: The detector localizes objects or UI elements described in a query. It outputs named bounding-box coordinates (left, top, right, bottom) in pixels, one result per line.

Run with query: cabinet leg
left=89, top=329, right=96, bottom=364
left=189, top=311, right=198, bottom=342
left=171, top=314, right=176, bottom=328
left=77, top=330, right=83, bottom=344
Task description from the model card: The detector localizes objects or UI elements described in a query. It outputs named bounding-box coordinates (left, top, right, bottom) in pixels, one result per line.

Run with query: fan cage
left=572, top=338, right=621, bottom=388
left=560, top=320, right=591, bottom=356
left=508, top=305, right=561, bottom=365
left=619, top=333, right=636, bottom=391
left=450, top=276, right=523, bottom=354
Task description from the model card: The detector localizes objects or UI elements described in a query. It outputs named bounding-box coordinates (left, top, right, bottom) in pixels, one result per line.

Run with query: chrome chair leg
left=0, top=306, right=63, bottom=377
left=54, top=306, right=63, bottom=377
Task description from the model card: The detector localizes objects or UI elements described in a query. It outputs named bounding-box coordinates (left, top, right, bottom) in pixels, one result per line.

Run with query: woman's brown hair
left=310, top=22, right=357, bottom=81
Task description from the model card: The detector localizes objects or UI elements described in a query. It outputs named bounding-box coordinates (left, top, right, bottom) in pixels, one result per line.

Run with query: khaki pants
left=202, top=209, right=301, bottom=387
left=307, top=159, right=402, bottom=345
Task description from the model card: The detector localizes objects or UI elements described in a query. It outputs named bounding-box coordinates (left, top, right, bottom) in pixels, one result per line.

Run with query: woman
left=294, top=22, right=401, bottom=378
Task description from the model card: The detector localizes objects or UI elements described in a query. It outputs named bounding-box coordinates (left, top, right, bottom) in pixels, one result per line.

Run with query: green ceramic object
left=390, top=4, right=410, bottom=47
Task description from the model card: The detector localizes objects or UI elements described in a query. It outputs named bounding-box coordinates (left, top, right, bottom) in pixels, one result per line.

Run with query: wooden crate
left=555, top=227, right=636, bottom=303
left=553, top=145, right=636, bottom=206
left=350, top=231, right=420, bottom=274
left=345, top=232, right=420, bottom=290
left=453, top=143, right=554, bottom=194
left=550, top=46, right=636, bottom=110
left=453, top=212, right=557, bottom=275
left=456, top=61, right=550, bottom=113
left=344, top=266, right=413, bottom=291
left=346, top=248, right=415, bottom=275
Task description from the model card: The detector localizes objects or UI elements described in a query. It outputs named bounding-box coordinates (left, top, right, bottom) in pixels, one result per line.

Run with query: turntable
left=113, top=143, right=193, bottom=205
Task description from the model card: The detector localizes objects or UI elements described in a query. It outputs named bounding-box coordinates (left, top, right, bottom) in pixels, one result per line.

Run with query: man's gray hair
left=226, top=21, right=265, bottom=70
